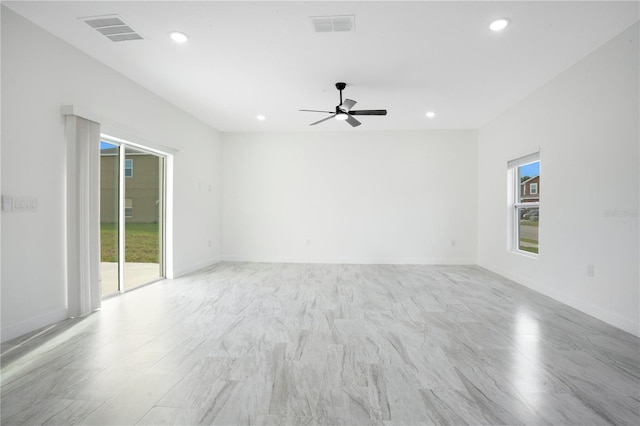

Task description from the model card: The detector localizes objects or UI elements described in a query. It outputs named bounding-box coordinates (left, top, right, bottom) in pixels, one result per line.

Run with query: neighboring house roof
left=520, top=175, right=540, bottom=185
left=100, top=147, right=118, bottom=156
left=100, top=149, right=157, bottom=157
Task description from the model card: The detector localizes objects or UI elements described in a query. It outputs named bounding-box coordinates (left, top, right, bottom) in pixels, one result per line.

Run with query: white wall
left=222, top=130, right=477, bottom=264
left=1, top=8, right=222, bottom=341
left=477, top=23, right=639, bottom=336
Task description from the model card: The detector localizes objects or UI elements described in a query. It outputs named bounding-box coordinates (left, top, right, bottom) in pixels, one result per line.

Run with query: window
left=508, top=153, right=540, bottom=255
left=125, top=159, right=133, bottom=178
left=125, top=198, right=133, bottom=218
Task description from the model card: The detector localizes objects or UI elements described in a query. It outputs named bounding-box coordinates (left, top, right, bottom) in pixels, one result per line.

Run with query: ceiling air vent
left=310, top=15, right=355, bottom=33
left=82, top=15, right=144, bottom=42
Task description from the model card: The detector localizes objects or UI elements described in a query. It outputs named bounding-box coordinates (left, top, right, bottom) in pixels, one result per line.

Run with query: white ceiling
left=5, top=1, right=639, bottom=132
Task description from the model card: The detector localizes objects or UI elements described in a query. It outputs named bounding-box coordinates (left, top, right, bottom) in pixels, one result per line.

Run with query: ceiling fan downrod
left=336, top=82, right=346, bottom=105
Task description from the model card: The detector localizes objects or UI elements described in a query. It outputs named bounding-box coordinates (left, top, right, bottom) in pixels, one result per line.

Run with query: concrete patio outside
left=100, top=262, right=163, bottom=295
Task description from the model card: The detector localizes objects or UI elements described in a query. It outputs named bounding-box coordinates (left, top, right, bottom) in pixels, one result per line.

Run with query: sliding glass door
left=99, top=142, right=120, bottom=295
left=100, top=140, right=165, bottom=296
left=123, top=145, right=164, bottom=290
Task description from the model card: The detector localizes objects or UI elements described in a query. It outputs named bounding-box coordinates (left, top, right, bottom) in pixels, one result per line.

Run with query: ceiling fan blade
left=349, top=109, right=387, bottom=116
left=340, top=99, right=357, bottom=111
left=346, top=115, right=361, bottom=127
left=310, top=115, right=336, bottom=126
left=299, top=109, right=334, bottom=114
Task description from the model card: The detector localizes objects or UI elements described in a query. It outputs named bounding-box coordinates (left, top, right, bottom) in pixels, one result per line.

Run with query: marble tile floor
left=1, top=262, right=639, bottom=425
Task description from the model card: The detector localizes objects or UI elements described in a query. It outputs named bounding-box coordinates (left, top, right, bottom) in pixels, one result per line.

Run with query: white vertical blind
left=64, top=114, right=101, bottom=316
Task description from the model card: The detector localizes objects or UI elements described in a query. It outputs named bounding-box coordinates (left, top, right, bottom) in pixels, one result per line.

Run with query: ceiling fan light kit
left=300, top=82, right=387, bottom=127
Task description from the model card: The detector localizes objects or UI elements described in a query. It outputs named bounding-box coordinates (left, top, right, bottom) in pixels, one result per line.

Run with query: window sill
left=510, top=249, right=539, bottom=259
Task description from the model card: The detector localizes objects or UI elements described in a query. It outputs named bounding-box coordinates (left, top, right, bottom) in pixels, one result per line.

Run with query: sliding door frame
left=101, top=134, right=168, bottom=294
left=117, top=143, right=126, bottom=293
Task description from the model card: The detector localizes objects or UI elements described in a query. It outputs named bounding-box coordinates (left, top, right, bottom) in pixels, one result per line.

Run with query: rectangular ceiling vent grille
left=310, top=15, right=355, bottom=33
left=82, top=15, right=144, bottom=42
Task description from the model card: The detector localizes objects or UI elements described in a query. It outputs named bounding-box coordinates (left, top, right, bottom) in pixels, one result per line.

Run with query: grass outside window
left=100, top=222, right=160, bottom=263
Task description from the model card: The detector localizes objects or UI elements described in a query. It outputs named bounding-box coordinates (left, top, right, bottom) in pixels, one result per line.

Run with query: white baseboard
left=1, top=308, right=68, bottom=343
left=478, top=263, right=639, bottom=338
left=173, top=257, right=221, bottom=278
left=220, top=256, right=476, bottom=265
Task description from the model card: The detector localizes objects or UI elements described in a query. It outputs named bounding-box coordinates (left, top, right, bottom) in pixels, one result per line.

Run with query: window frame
left=124, top=198, right=133, bottom=218
left=124, top=158, right=133, bottom=178
left=508, top=152, right=540, bottom=257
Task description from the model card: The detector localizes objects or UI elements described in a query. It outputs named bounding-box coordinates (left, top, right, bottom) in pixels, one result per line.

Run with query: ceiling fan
left=300, top=82, right=387, bottom=127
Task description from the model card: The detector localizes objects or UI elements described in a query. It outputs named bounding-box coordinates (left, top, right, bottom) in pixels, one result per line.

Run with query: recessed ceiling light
left=169, top=31, right=188, bottom=43
left=257, top=115, right=266, bottom=121
left=426, top=111, right=436, bottom=118
left=489, top=18, right=510, bottom=32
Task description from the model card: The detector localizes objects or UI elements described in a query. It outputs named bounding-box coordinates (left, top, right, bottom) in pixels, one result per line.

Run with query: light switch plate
left=12, top=197, right=38, bottom=212
left=2, top=195, right=12, bottom=212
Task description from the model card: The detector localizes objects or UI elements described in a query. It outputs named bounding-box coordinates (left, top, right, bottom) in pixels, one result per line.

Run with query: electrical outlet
left=587, top=264, right=595, bottom=277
